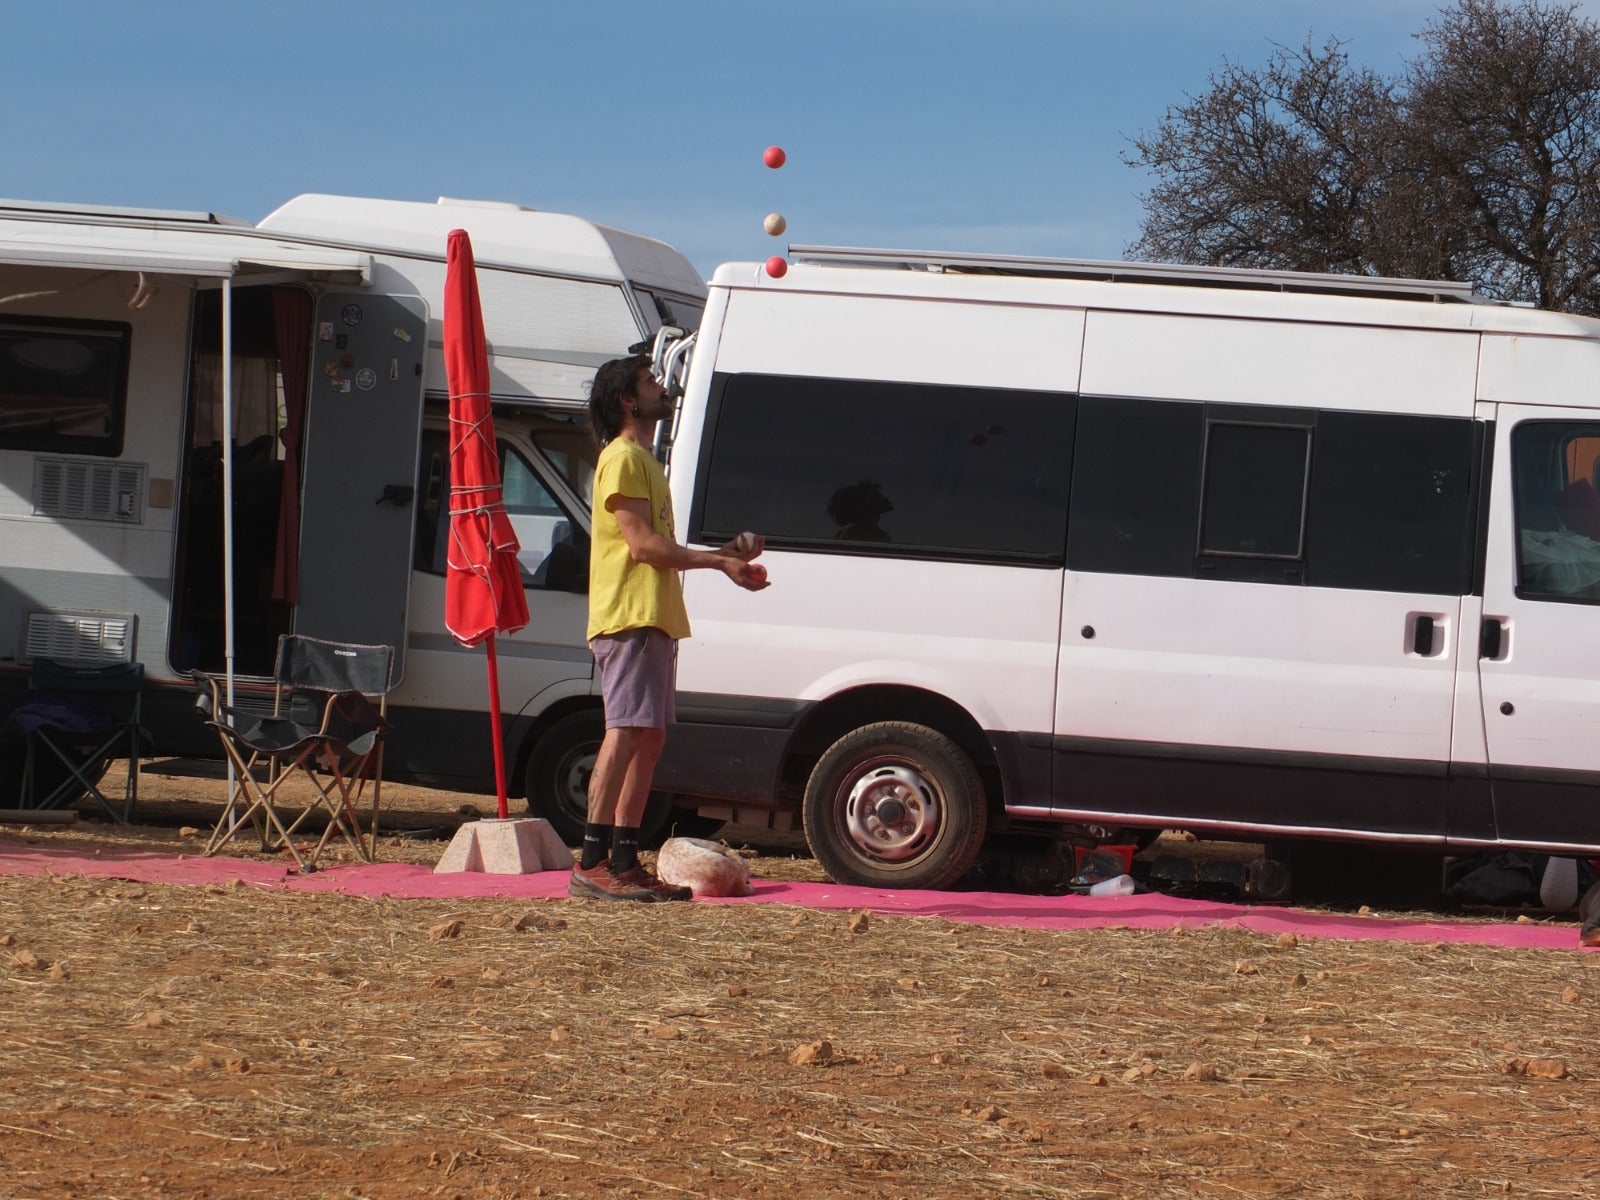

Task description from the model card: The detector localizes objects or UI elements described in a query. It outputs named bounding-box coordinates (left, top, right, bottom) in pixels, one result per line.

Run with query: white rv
left=649, top=246, right=1600, bottom=889
left=0, top=194, right=706, bottom=839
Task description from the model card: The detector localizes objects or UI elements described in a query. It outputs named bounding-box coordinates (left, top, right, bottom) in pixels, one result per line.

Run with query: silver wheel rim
left=559, top=746, right=596, bottom=821
left=840, top=755, right=943, bottom=863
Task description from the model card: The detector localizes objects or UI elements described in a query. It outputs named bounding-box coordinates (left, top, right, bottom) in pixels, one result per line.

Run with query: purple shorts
left=591, top=627, right=677, bottom=729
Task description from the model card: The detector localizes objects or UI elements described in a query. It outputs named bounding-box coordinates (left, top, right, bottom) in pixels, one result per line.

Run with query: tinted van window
left=694, top=373, right=1075, bottom=562
left=1066, top=396, right=1202, bottom=577
left=1307, top=412, right=1477, bottom=595
left=1068, top=397, right=1479, bottom=595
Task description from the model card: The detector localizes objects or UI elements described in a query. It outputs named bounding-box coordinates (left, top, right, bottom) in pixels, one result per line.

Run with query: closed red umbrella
left=443, top=228, right=530, bottom=819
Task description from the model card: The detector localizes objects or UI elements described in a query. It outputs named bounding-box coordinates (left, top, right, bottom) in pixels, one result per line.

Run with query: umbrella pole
left=485, top=633, right=510, bottom=820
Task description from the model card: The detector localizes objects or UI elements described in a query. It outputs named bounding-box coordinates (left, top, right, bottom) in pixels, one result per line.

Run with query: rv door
left=294, top=293, right=427, bottom=679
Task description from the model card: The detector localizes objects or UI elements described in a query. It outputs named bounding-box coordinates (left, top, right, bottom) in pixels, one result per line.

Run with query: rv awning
left=0, top=235, right=372, bottom=283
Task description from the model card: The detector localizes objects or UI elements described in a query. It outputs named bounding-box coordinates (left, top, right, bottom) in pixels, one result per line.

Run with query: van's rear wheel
left=523, top=710, right=669, bottom=847
left=802, top=721, right=987, bottom=890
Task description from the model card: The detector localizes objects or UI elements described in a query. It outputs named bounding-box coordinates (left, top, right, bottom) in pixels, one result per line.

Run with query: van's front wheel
left=802, top=722, right=987, bottom=890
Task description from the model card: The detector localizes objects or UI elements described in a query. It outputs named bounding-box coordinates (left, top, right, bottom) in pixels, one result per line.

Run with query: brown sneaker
left=613, top=863, right=693, bottom=902
left=568, top=860, right=657, bottom=902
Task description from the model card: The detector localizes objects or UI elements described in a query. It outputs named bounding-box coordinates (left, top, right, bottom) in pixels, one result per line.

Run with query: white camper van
left=647, top=246, right=1600, bottom=889
left=0, top=194, right=706, bottom=837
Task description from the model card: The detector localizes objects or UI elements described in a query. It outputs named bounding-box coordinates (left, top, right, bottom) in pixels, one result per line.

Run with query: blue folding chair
left=10, top=659, right=146, bottom=822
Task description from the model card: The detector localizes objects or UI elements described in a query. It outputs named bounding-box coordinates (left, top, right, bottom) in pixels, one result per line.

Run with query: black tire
left=522, top=709, right=670, bottom=846
left=802, top=721, right=987, bottom=890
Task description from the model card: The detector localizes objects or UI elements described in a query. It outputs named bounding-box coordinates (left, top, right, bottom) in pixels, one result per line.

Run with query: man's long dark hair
left=587, top=354, right=651, bottom=447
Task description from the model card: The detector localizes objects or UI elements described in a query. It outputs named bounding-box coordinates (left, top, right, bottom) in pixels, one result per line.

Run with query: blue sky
left=1, top=1, right=1571, bottom=279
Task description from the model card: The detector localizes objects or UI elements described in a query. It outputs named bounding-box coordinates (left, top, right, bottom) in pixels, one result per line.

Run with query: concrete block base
left=433, top=818, right=574, bottom=875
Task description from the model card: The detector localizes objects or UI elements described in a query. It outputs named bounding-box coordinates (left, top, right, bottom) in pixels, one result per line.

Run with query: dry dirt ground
left=2, top=763, right=1599, bottom=1199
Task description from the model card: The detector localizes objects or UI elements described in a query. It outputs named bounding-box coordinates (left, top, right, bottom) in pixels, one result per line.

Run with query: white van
left=0, top=194, right=706, bottom=838
left=649, top=246, right=1600, bottom=889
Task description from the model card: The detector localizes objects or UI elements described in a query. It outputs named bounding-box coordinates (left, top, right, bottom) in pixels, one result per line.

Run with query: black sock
left=580, top=823, right=611, bottom=870
left=611, top=825, right=641, bottom=873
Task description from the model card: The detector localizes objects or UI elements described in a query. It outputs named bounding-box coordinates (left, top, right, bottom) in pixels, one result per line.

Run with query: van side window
left=1198, top=416, right=1311, bottom=582
left=412, top=430, right=589, bottom=593
left=692, top=373, right=1075, bottom=563
left=0, top=316, right=130, bottom=456
left=1067, top=396, right=1202, bottom=577
left=1068, top=396, right=1478, bottom=595
left=1513, top=421, right=1600, bottom=603
left=1306, top=411, right=1477, bottom=595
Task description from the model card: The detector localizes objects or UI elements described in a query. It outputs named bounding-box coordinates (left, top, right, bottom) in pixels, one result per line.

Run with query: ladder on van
left=787, top=245, right=1481, bottom=304
left=644, top=324, right=696, bottom=464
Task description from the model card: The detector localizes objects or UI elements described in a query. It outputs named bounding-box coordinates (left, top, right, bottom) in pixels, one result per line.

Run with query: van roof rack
left=786, top=245, right=1480, bottom=304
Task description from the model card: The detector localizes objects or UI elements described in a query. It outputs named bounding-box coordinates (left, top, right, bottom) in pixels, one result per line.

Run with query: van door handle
left=1411, top=614, right=1435, bottom=656
left=376, top=483, right=414, bottom=506
left=1480, top=617, right=1505, bottom=660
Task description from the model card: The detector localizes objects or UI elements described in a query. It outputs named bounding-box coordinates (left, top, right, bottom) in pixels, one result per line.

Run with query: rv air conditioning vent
left=34, top=458, right=146, bottom=523
left=22, top=609, right=136, bottom=666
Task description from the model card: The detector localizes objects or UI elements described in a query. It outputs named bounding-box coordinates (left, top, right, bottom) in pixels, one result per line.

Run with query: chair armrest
left=189, top=670, right=224, bottom=721
left=315, top=689, right=389, bottom=736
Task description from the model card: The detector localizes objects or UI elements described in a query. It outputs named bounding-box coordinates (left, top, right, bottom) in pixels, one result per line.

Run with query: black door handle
left=1412, top=615, right=1435, bottom=656
left=376, top=483, right=415, bottom=506
left=1480, top=617, right=1505, bottom=660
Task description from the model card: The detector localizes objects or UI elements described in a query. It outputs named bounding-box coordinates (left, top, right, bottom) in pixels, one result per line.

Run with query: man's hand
left=723, top=557, right=770, bottom=591
left=721, top=530, right=765, bottom=561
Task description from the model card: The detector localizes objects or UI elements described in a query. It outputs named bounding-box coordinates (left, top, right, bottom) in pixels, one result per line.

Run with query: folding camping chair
left=9, top=658, right=145, bottom=822
left=193, top=635, right=394, bottom=872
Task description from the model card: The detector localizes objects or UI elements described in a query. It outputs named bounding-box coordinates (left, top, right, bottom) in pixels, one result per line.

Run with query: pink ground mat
left=0, top=836, right=1585, bottom=951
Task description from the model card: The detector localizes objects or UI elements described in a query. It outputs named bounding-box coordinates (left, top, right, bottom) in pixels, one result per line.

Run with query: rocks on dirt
left=428, top=919, right=465, bottom=940
left=510, top=912, right=566, bottom=932
left=1502, top=1056, right=1569, bottom=1079
left=790, top=1039, right=834, bottom=1066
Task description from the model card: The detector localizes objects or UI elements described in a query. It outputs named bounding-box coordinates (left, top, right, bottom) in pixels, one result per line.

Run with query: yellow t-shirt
left=587, top=436, right=692, bottom=641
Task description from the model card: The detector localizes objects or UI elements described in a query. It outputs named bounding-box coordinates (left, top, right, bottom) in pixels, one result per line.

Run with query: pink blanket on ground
left=0, top=838, right=1583, bottom=951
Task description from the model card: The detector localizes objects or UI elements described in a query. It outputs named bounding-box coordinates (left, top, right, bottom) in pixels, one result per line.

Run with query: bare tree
left=1126, top=0, right=1600, bottom=312
left=1407, top=0, right=1600, bottom=311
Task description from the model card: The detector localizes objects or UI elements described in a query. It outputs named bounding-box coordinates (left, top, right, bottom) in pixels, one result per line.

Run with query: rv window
left=1513, top=421, right=1600, bottom=603
left=635, top=289, right=704, bottom=335
left=529, top=425, right=598, bottom=510
left=694, top=373, right=1075, bottom=563
left=413, top=431, right=589, bottom=593
left=0, top=316, right=130, bottom=456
